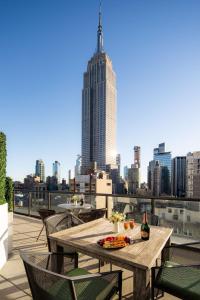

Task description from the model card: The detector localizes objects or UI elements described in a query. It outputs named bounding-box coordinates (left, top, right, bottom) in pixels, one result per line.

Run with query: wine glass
left=129, top=219, right=135, bottom=229
left=123, top=221, right=129, bottom=231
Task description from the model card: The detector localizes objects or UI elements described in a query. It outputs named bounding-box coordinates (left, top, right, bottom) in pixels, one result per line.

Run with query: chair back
left=20, top=251, right=74, bottom=300
left=44, top=212, right=84, bottom=251
left=38, top=209, right=55, bottom=224
left=78, top=208, right=107, bottom=223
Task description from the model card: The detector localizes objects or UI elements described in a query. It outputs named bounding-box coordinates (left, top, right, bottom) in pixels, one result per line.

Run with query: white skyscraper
left=81, top=5, right=116, bottom=174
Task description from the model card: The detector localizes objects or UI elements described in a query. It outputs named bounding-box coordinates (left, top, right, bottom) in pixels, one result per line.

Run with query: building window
left=180, top=209, right=184, bottom=214
left=168, top=208, right=172, bottom=213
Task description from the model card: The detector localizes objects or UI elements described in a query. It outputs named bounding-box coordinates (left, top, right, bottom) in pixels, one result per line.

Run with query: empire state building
left=81, top=8, right=117, bottom=174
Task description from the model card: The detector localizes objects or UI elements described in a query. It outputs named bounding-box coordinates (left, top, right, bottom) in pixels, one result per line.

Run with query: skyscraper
left=52, top=161, right=61, bottom=183
left=75, top=155, right=82, bottom=177
left=148, top=143, right=171, bottom=196
left=35, top=159, right=45, bottom=182
left=134, top=146, right=141, bottom=168
left=172, top=156, right=186, bottom=197
left=186, top=152, right=200, bottom=198
left=81, top=5, right=116, bottom=174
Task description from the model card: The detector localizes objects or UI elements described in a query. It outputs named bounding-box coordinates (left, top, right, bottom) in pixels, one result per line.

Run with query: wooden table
left=49, top=218, right=172, bottom=300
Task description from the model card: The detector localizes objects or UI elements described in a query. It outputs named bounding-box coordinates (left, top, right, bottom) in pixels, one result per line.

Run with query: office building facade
left=186, top=152, right=200, bottom=198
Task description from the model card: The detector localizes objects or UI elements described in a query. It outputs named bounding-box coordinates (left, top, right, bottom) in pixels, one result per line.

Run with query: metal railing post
left=151, top=198, right=155, bottom=215
left=48, top=192, right=51, bottom=209
left=28, top=192, right=31, bottom=216
left=105, top=195, right=108, bottom=218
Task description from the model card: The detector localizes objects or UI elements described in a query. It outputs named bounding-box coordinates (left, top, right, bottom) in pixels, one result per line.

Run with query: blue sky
left=0, top=0, right=200, bottom=182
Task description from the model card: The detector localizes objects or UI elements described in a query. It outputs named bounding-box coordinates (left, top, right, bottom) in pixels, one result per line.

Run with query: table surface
left=49, top=218, right=173, bottom=271
left=57, top=203, right=92, bottom=210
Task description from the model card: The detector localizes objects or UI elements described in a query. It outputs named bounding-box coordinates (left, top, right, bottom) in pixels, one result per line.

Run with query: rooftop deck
left=0, top=214, right=179, bottom=299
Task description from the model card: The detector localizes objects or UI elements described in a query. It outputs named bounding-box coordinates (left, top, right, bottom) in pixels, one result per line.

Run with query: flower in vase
left=71, top=195, right=79, bottom=203
left=109, top=211, right=125, bottom=223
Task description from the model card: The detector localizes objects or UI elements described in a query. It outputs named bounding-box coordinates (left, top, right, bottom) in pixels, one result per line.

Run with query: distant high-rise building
left=124, top=166, right=128, bottom=181
left=52, top=161, right=61, bottom=183
left=134, top=146, right=141, bottom=168
left=186, top=152, right=200, bottom=198
left=75, top=155, right=82, bottom=177
left=81, top=5, right=116, bottom=174
left=35, top=159, right=45, bottom=182
left=116, top=154, right=121, bottom=176
left=127, top=166, right=140, bottom=194
left=172, top=156, right=186, bottom=197
left=148, top=143, right=171, bottom=196
left=68, top=169, right=71, bottom=185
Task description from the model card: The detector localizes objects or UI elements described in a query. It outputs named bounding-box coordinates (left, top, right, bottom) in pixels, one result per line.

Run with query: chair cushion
left=155, top=261, right=200, bottom=300
left=48, top=268, right=117, bottom=300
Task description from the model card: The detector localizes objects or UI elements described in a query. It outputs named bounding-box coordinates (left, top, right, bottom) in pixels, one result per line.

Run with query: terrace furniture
left=125, top=212, right=159, bottom=226
left=78, top=208, right=107, bottom=223
left=57, top=203, right=92, bottom=216
left=20, top=251, right=123, bottom=300
left=36, top=208, right=55, bottom=241
left=49, top=218, right=172, bottom=299
left=152, top=242, right=200, bottom=300
left=44, top=212, right=84, bottom=268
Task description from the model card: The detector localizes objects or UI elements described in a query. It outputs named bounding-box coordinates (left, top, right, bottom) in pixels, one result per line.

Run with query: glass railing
left=13, top=190, right=200, bottom=243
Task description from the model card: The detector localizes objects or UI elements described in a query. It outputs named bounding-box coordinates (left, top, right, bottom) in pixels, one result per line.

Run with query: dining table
left=57, top=203, right=92, bottom=215
left=49, top=218, right=173, bottom=300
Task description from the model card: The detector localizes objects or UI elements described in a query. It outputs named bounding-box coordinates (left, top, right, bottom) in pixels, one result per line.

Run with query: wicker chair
left=20, top=251, right=123, bottom=300
left=78, top=208, right=107, bottom=223
left=36, top=208, right=56, bottom=241
left=44, top=211, right=84, bottom=251
left=125, top=212, right=159, bottom=226
left=152, top=242, right=200, bottom=300
left=44, top=212, right=84, bottom=268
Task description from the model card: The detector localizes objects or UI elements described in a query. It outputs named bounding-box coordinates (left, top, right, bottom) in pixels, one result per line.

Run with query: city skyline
left=0, top=0, right=200, bottom=182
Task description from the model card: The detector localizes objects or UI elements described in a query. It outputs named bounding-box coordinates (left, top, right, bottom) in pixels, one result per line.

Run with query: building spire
left=97, top=0, right=103, bottom=53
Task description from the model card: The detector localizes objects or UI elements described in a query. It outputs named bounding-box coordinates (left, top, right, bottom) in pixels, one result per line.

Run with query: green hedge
left=0, top=132, right=6, bottom=205
left=5, top=177, right=13, bottom=211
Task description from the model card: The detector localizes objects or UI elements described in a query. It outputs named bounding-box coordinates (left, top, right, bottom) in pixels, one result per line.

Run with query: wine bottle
left=141, top=211, right=150, bottom=240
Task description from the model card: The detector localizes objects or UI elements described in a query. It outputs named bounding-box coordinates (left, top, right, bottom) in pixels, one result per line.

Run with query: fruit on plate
left=97, top=235, right=131, bottom=248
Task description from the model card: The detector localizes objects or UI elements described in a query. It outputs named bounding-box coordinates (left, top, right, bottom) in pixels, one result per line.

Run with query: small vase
left=113, top=222, right=120, bottom=233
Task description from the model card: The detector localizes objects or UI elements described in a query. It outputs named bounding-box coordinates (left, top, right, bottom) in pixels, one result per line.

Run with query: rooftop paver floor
left=0, top=214, right=178, bottom=300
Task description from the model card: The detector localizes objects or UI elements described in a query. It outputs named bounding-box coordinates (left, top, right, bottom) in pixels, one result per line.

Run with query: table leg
left=161, top=237, right=171, bottom=263
left=50, top=240, right=64, bottom=274
left=134, top=268, right=150, bottom=300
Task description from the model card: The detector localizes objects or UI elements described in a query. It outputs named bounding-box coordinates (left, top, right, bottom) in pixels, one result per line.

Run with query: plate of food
left=97, top=235, right=131, bottom=249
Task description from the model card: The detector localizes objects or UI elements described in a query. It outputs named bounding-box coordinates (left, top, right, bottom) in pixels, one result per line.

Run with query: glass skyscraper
left=148, top=143, right=172, bottom=195
left=81, top=6, right=116, bottom=174
left=172, top=156, right=186, bottom=197
left=52, top=161, right=61, bottom=183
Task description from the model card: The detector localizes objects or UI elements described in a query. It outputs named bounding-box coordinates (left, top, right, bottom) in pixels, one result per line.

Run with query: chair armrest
left=165, top=241, right=200, bottom=249
left=69, top=270, right=123, bottom=282
left=152, top=264, right=200, bottom=271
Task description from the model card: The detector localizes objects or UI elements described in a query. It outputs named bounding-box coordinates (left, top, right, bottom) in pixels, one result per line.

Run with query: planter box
left=8, top=212, right=13, bottom=254
left=0, top=203, right=8, bottom=269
